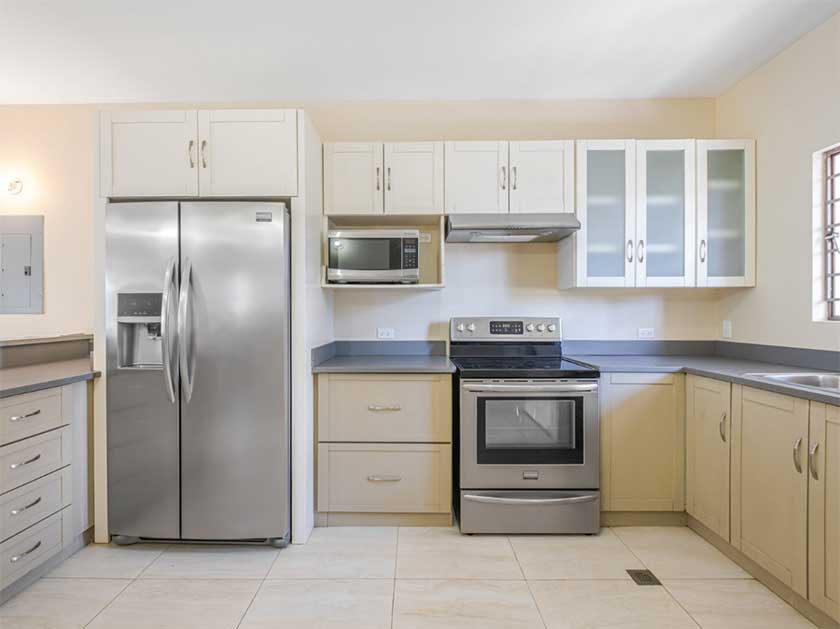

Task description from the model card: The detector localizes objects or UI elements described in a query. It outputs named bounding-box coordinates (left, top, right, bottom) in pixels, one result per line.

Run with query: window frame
left=826, top=147, right=840, bottom=321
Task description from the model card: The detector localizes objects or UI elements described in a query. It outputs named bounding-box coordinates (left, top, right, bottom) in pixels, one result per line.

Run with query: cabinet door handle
left=500, top=165, right=507, bottom=190
left=793, top=437, right=803, bottom=473
left=9, top=453, right=41, bottom=470
left=637, top=240, right=645, bottom=263
left=368, top=404, right=402, bottom=412
left=200, top=140, right=208, bottom=168
left=367, top=475, right=401, bottom=482
left=188, top=140, right=195, bottom=168
left=626, top=240, right=634, bottom=263
left=809, top=442, right=820, bottom=480
left=10, top=409, right=41, bottom=423
left=386, top=167, right=392, bottom=191
left=699, top=239, right=707, bottom=263
left=10, top=496, right=42, bottom=517
left=376, top=167, right=380, bottom=191
left=719, top=413, right=726, bottom=442
left=9, top=541, right=41, bottom=564
left=512, top=166, right=518, bottom=190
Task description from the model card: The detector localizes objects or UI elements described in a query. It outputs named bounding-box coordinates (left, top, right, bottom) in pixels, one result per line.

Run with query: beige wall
left=0, top=106, right=95, bottom=341
left=716, top=12, right=840, bottom=351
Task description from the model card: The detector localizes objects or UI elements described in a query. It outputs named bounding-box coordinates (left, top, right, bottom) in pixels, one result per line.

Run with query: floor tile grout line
left=507, top=535, right=547, bottom=629
left=390, top=527, right=400, bottom=629
left=80, top=577, right=135, bottom=628
left=659, top=580, right=704, bottom=628
left=505, top=535, right=528, bottom=581
left=234, top=576, right=266, bottom=629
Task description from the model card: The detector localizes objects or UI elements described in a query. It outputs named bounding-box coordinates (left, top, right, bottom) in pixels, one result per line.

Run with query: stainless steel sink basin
left=748, top=372, right=840, bottom=391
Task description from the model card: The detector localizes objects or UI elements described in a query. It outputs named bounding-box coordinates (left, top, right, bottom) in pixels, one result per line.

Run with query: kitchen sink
left=747, top=372, right=840, bottom=391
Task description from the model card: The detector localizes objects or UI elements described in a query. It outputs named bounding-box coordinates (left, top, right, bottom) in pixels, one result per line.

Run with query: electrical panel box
left=0, top=215, right=44, bottom=314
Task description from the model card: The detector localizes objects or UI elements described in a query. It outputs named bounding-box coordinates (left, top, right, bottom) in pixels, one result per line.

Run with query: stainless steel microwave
left=326, top=229, right=420, bottom=284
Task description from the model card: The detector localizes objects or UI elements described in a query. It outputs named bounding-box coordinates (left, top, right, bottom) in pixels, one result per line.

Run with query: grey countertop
left=572, top=355, right=840, bottom=405
left=312, top=354, right=456, bottom=374
left=0, top=358, right=100, bottom=399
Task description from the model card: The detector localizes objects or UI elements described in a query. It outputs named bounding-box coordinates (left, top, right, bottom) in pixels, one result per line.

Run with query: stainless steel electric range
left=450, top=317, right=601, bottom=534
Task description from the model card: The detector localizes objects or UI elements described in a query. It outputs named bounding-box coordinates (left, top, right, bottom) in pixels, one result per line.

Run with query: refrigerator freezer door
left=106, top=202, right=181, bottom=539
left=179, top=202, right=290, bottom=541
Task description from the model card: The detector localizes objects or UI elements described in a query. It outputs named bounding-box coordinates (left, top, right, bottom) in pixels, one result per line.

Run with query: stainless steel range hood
left=445, top=213, right=581, bottom=243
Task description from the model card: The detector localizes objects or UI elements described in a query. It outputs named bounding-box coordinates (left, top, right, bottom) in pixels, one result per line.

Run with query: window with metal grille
left=826, top=147, right=840, bottom=321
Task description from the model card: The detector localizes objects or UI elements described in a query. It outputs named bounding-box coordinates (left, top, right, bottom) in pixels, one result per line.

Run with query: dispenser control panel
left=118, top=293, right=162, bottom=317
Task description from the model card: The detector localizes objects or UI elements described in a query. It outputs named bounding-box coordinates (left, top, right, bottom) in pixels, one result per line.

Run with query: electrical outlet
left=418, top=232, right=432, bottom=244
left=377, top=327, right=395, bottom=339
left=638, top=327, right=655, bottom=339
left=722, top=320, right=732, bottom=339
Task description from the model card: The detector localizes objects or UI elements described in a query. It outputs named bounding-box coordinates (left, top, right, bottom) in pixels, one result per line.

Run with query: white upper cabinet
left=571, top=140, right=637, bottom=287
left=384, top=142, right=444, bottom=214
left=100, top=109, right=298, bottom=198
left=197, top=109, right=297, bottom=197
left=444, top=141, right=509, bottom=214
left=635, top=140, right=696, bottom=287
left=697, top=139, right=756, bottom=287
left=100, top=111, right=199, bottom=198
left=509, top=141, right=574, bottom=213
left=324, top=143, right=384, bottom=215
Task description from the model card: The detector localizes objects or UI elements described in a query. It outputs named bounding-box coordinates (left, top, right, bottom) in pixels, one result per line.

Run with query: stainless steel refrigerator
left=105, top=201, right=290, bottom=546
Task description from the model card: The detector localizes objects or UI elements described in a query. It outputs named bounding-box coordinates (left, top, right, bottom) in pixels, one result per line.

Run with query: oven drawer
left=0, top=427, right=71, bottom=495
left=318, top=374, right=451, bottom=442
left=0, top=389, right=64, bottom=447
left=459, top=490, right=600, bottom=534
left=318, top=443, right=451, bottom=513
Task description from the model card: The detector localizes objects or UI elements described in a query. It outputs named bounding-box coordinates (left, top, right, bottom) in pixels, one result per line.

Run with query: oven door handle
left=463, top=493, right=598, bottom=506
left=462, top=384, right=598, bottom=393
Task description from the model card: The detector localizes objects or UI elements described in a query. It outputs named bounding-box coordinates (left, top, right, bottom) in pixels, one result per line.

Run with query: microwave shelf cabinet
left=320, top=215, right=446, bottom=289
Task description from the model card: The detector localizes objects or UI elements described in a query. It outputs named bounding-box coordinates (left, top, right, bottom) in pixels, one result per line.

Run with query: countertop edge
left=0, top=370, right=100, bottom=399
left=312, top=355, right=456, bottom=374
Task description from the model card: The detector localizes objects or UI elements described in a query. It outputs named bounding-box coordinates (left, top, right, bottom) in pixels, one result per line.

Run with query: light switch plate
left=377, top=327, right=395, bottom=339
left=638, top=327, right=655, bottom=339
left=722, top=320, right=732, bottom=339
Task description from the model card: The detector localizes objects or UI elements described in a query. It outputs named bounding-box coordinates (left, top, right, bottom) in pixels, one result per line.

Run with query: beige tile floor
left=0, top=525, right=817, bottom=629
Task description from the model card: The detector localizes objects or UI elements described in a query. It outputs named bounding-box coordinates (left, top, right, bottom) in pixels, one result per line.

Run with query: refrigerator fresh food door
left=106, top=201, right=181, bottom=539
left=179, top=202, right=290, bottom=541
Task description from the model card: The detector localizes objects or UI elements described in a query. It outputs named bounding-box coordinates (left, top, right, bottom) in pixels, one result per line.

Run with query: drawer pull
left=367, top=475, right=402, bottom=482
left=9, top=409, right=41, bottom=422
left=9, top=453, right=41, bottom=470
left=464, top=493, right=597, bottom=506
left=9, top=540, right=42, bottom=563
left=368, top=404, right=402, bottom=412
left=10, top=496, right=42, bottom=516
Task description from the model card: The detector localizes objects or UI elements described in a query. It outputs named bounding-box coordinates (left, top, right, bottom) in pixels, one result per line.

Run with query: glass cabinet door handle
left=699, top=239, right=707, bottom=262
left=626, top=240, right=634, bottom=263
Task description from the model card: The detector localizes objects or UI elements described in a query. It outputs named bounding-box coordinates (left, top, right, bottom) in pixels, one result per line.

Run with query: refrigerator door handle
left=161, top=256, right=178, bottom=404
left=178, top=258, right=196, bottom=403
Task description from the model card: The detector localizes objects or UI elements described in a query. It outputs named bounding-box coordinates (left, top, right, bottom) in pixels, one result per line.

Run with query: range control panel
left=450, top=317, right=562, bottom=341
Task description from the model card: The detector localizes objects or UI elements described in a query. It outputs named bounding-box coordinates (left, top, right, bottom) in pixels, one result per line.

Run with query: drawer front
left=0, top=389, right=63, bottom=447
left=0, top=427, right=71, bottom=495
left=318, top=443, right=451, bottom=513
left=0, top=509, right=64, bottom=589
left=318, top=374, right=451, bottom=442
left=0, top=467, right=71, bottom=543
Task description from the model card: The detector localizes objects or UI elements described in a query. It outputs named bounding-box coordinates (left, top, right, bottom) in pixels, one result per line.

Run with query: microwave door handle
left=463, top=494, right=598, bottom=506
left=463, top=384, right=598, bottom=393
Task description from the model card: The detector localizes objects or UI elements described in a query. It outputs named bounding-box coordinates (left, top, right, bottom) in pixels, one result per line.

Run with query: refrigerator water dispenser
left=116, top=292, right=164, bottom=368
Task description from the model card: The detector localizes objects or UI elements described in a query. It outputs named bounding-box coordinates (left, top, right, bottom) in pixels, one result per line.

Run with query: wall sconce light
left=7, top=178, right=23, bottom=195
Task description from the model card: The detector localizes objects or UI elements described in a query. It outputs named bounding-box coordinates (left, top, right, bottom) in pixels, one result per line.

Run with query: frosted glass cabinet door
left=575, top=140, right=636, bottom=287
left=636, top=140, right=696, bottom=287
left=697, top=140, right=756, bottom=287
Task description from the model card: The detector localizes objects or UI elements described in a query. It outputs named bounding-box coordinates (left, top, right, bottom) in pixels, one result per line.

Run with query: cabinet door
left=197, top=109, right=297, bottom=197
left=384, top=142, right=444, bottom=214
left=444, top=141, right=508, bottom=214
left=324, top=143, right=384, bottom=215
left=100, top=111, right=198, bottom=197
left=509, top=141, right=574, bottom=213
left=809, top=403, right=840, bottom=621
left=635, top=140, right=696, bottom=287
left=601, top=373, right=685, bottom=511
left=575, top=140, right=636, bottom=287
left=686, top=375, right=731, bottom=540
left=731, top=386, right=809, bottom=597
left=697, top=139, right=756, bottom=287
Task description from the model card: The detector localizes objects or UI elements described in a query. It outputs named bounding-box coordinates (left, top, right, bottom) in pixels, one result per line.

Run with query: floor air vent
left=627, top=569, right=662, bottom=586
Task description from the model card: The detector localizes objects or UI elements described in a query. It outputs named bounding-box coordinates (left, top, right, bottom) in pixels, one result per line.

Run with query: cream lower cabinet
left=601, top=373, right=685, bottom=511
left=316, top=373, right=452, bottom=522
left=686, top=375, right=731, bottom=540
left=731, top=385, right=809, bottom=597
left=808, top=402, right=840, bottom=621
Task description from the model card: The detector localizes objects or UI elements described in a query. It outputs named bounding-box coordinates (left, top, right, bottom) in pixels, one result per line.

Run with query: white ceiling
left=1, top=0, right=839, bottom=104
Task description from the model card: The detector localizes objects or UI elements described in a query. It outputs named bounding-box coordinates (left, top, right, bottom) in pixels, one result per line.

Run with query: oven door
left=460, top=379, right=599, bottom=489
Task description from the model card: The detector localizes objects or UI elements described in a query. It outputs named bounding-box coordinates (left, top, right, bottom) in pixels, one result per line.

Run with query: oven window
left=477, top=396, right=584, bottom=465
left=328, top=238, right=402, bottom=270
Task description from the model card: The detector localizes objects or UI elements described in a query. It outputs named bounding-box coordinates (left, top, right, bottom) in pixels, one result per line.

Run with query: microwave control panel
left=402, top=238, right=419, bottom=269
